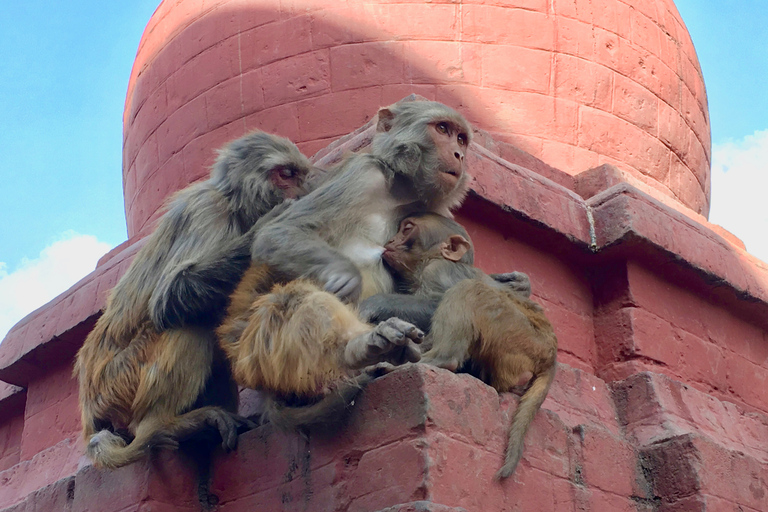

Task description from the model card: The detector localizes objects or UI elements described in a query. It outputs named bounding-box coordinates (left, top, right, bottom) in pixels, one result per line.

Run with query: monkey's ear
left=377, top=108, right=395, bottom=132
left=441, top=235, right=470, bottom=262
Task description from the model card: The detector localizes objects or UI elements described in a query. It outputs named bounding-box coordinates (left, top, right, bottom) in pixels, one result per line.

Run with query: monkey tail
left=86, top=418, right=178, bottom=469
left=265, top=372, right=376, bottom=432
left=496, top=364, right=557, bottom=480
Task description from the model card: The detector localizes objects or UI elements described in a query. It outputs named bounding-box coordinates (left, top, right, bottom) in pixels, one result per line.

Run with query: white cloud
left=0, top=232, right=113, bottom=341
left=710, top=129, right=768, bottom=263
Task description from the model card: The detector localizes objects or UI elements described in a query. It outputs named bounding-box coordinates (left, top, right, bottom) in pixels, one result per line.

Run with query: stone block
left=544, top=365, right=621, bottom=436
left=554, top=52, right=614, bottom=111
left=404, top=41, right=482, bottom=86
left=168, top=37, right=241, bottom=113
left=261, top=50, right=331, bottom=108
left=156, top=93, right=209, bottom=167
left=577, top=424, right=639, bottom=496
left=557, top=16, right=596, bottom=59
left=242, top=17, right=315, bottom=70
left=482, top=45, right=551, bottom=94
left=296, top=87, right=382, bottom=142
left=330, top=42, right=407, bottom=92
left=0, top=439, right=80, bottom=510
left=612, top=72, right=659, bottom=137
left=463, top=6, right=554, bottom=49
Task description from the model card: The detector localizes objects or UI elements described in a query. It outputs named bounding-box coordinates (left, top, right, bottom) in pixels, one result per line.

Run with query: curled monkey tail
left=496, top=364, right=557, bottom=480
left=86, top=418, right=177, bottom=470
left=265, top=372, right=376, bottom=432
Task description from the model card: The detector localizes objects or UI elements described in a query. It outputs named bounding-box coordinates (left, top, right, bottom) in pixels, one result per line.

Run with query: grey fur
left=108, top=130, right=314, bottom=332
left=250, top=100, right=473, bottom=303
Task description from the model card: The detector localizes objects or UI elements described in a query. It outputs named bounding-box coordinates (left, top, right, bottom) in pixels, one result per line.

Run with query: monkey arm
left=250, top=164, right=382, bottom=301
left=146, top=188, right=255, bottom=331
left=358, top=293, right=441, bottom=333
left=149, top=195, right=303, bottom=331
left=149, top=234, right=252, bottom=330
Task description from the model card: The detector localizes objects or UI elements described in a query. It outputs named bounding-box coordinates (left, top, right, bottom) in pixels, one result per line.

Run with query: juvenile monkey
left=218, top=101, right=473, bottom=420
left=75, top=131, right=314, bottom=473
left=379, top=213, right=558, bottom=479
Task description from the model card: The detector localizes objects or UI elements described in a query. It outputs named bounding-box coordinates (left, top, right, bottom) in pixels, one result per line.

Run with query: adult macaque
left=75, top=131, right=314, bottom=473
left=380, top=213, right=558, bottom=479
left=218, top=101, right=473, bottom=423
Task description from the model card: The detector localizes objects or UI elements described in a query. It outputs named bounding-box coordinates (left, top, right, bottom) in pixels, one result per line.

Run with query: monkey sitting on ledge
left=76, top=131, right=315, bottom=474
left=369, top=212, right=558, bottom=479
left=218, top=101, right=474, bottom=416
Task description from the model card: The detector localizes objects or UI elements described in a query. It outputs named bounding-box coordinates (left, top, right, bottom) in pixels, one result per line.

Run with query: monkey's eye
left=457, top=134, right=468, bottom=146
left=436, top=122, right=449, bottom=134
left=401, top=222, right=415, bottom=236
left=278, top=167, right=296, bottom=179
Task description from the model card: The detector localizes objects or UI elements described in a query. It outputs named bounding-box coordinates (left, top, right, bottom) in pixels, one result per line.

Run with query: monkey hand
left=490, top=271, right=531, bottom=298
left=317, top=260, right=363, bottom=303
left=345, top=318, right=423, bottom=369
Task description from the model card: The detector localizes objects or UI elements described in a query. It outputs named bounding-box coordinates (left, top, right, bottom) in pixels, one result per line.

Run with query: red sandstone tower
left=1, top=1, right=767, bottom=511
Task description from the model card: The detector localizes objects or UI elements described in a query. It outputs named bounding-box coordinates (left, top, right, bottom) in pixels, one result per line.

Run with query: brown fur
left=217, top=264, right=370, bottom=397
left=75, top=131, right=313, bottom=473
left=217, top=264, right=409, bottom=431
left=217, top=101, right=471, bottom=431
left=383, top=213, right=558, bottom=479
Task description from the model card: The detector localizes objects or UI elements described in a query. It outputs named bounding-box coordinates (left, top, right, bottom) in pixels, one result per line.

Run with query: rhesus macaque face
left=269, top=165, right=309, bottom=199
left=382, top=217, right=422, bottom=276
left=429, top=120, right=469, bottom=191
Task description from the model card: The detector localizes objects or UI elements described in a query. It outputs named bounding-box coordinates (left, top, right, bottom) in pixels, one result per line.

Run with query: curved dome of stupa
left=122, top=0, right=710, bottom=237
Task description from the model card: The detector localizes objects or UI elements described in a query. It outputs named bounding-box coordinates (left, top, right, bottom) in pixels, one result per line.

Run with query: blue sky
left=0, top=1, right=766, bottom=339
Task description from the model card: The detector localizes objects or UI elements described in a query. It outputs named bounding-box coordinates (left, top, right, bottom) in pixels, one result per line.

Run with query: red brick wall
left=123, top=0, right=711, bottom=240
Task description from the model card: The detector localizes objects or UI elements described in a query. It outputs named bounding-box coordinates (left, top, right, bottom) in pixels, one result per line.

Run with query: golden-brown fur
left=75, top=131, right=313, bottom=471
left=217, top=263, right=415, bottom=431
left=375, top=213, right=558, bottom=479
left=217, top=264, right=370, bottom=397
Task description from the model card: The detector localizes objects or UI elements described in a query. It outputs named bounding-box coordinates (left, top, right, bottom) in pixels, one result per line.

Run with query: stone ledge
left=0, top=382, right=24, bottom=418
left=2, top=364, right=766, bottom=511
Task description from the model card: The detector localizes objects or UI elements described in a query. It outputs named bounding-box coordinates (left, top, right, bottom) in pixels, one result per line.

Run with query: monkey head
left=383, top=213, right=474, bottom=282
left=372, top=101, right=472, bottom=209
left=211, top=131, right=314, bottom=225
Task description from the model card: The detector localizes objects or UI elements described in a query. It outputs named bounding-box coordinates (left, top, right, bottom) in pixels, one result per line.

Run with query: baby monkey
left=380, top=213, right=557, bottom=479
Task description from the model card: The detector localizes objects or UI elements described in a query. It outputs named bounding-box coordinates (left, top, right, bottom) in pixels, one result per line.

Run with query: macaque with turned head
left=373, top=212, right=557, bottom=479
left=76, top=131, right=315, bottom=477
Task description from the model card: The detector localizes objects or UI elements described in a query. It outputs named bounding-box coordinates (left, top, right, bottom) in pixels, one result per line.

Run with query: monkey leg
left=420, top=281, right=479, bottom=371
left=131, top=327, right=218, bottom=422
left=76, top=319, right=157, bottom=443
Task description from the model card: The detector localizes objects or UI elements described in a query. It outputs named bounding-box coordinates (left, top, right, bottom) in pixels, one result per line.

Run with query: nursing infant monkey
left=366, top=212, right=558, bottom=479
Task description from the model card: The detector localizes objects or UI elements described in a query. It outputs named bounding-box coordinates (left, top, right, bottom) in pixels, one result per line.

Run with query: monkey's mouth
left=442, top=169, right=460, bottom=180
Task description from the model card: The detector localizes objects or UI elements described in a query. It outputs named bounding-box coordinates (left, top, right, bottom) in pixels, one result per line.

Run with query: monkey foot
left=419, top=354, right=461, bottom=372
left=201, top=409, right=252, bottom=451
left=346, top=318, right=423, bottom=369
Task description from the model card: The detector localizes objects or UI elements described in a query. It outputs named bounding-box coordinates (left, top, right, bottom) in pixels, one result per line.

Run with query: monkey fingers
left=344, top=318, right=423, bottom=369
left=317, top=260, right=363, bottom=302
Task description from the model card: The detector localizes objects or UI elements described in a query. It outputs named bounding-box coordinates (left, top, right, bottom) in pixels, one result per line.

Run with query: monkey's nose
left=454, top=151, right=463, bottom=161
